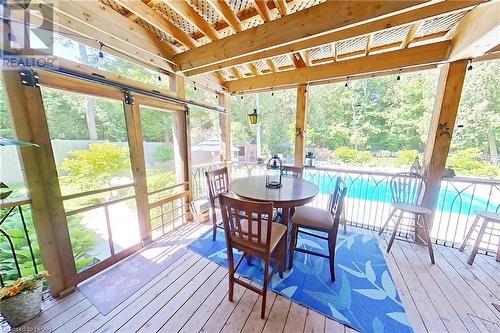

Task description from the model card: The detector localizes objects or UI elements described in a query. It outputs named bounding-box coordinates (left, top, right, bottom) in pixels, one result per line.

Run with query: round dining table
left=231, top=175, right=319, bottom=264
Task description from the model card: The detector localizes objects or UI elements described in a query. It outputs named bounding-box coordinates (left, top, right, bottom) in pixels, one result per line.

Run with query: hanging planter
left=0, top=272, right=48, bottom=327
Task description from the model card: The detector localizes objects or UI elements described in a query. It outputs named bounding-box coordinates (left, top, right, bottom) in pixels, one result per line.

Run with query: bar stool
left=459, top=210, right=500, bottom=265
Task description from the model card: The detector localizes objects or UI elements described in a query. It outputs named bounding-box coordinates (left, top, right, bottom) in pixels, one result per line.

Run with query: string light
left=467, top=59, right=473, bottom=71
left=98, top=42, right=104, bottom=59
left=396, top=69, right=402, bottom=81
left=193, top=83, right=197, bottom=91
left=344, top=76, right=349, bottom=88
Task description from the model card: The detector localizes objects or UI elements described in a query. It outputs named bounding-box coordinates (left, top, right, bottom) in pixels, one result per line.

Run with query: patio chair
left=205, top=167, right=230, bottom=240
left=459, top=209, right=500, bottom=264
left=281, top=165, right=304, bottom=178
left=378, top=172, right=435, bottom=264
left=219, top=193, right=287, bottom=319
left=289, top=177, right=347, bottom=280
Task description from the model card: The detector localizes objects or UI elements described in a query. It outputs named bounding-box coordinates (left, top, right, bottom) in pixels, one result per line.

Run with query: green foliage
left=60, top=143, right=130, bottom=190
left=447, top=148, right=499, bottom=178
left=147, top=170, right=177, bottom=192
left=395, top=150, right=418, bottom=167
left=0, top=206, right=97, bottom=283
left=333, top=147, right=373, bottom=165
left=154, top=145, right=174, bottom=162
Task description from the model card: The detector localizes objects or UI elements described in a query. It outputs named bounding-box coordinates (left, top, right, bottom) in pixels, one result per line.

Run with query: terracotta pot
left=0, top=284, right=42, bottom=327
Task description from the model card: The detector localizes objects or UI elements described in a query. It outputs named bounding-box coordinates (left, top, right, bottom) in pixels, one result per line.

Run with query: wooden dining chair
left=289, top=177, right=347, bottom=280
left=219, top=193, right=287, bottom=319
left=281, top=165, right=304, bottom=178
left=378, top=172, right=435, bottom=264
left=205, top=167, right=230, bottom=240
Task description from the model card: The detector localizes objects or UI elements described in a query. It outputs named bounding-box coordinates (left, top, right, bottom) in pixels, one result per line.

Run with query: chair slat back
left=219, top=194, right=274, bottom=251
left=390, top=172, right=426, bottom=205
left=205, top=167, right=230, bottom=208
left=281, top=165, right=304, bottom=178
left=327, top=177, right=347, bottom=226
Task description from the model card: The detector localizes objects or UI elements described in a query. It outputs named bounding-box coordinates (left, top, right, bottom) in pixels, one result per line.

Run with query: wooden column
left=2, top=70, right=77, bottom=296
left=294, top=83, right=308, bottom=166
left=170, top=75, right=193, bottom=203
left=218, top=92, right=232, bottom=173
left=123, top=95, right=152, bottom=246
left=422, top=60, right=468, bottom=233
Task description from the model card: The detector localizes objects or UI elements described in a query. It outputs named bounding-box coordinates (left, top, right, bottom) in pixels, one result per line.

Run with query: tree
left=60, top=143, right=130, bottom=190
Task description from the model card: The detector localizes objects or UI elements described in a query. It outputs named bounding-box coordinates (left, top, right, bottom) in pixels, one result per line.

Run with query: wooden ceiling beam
left=224, top=40, right=450, bottom=92
left=401, top=21, right=424, bottom=48
left=181, top=1, right=483, bottom=76
left=253, top=0, right=273, bottom=23
left=175, top=1, right=429, bottom=72
left=28, top=1, right=176, bottom=72
left=273, top=0, right=290, bottom=17
left=114, top=0, right=199, bottom=48
left=206, top=0, right=244, bottom=32
left=447, top=1, right=500, bottom=60
left=266, top=59, right=279, bottom=72
left=164, top=0, right=220, bottom=41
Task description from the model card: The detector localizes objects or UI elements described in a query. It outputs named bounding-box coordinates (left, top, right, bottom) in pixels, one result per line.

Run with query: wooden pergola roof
left=38, top=0, right=499, bottom=94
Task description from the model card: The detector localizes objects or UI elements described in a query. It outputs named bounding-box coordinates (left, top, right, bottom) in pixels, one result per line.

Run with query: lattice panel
left=289, top=0, right=326, bottom=14
left=308, top=44, right=333, bottom=62
left=417, top=10, right=468, bottom=37
left=372, top=25, right=411, bottom=48
left=187, top=0, right=223, bottom=25
left=337, top=36, right=368, bottom=56
left=243, top=16, right=265, bottom=29
left=155, top=2, right=199, bottom=36
left=136, top=18, right=177, bottom=45
left=101, top=0, right=128, bottom=15
left=254, top=60, right=270, bottom=72
left=273, top=55, right=293, bottom=68
left=228, top=0, right=255, bottom=14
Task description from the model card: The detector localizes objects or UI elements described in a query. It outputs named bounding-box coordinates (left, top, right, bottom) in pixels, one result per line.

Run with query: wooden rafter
left=365, top=34, right=373, bottom=56
left=28, top=1, right=176, bottom=71
left=180, top=1, right=483, bottom=76
left=447, top=1, right=500, bottom=60
left=224, top=40, right=451, bottom=92
left=114, top=0, right=199, bottom=48
left=274, top=0, right=290, bottom=17
left=266, top=59, right=279, bottom=72
left=206, top=0, right=244, bottom=32
left=401, top=21, right=424, bottom=48
left=164, top=0, right=220, bottom=41
left=254, top=0, right=273, bottom=23
left=229, top=67, right=245, bottom=79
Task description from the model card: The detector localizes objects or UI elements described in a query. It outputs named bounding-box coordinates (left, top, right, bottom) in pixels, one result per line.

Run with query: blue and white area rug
left=188, top=229, right=413, bottom=333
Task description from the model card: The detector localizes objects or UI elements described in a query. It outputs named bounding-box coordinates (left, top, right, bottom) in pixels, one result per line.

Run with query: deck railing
left=193, top=161, right=500, bottom=253
left=0, top=199, right=41, bottom=286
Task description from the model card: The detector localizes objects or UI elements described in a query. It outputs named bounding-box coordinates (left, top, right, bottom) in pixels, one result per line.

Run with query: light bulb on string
left=467, top=59, right=473, bottom=71
left=98, top=42, right=104, bottom=59
left=344, top=76, right=349, bottom=88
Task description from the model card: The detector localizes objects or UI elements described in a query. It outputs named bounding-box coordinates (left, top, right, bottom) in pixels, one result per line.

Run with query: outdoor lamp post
left=265, top=154, right=282, bottom=189
left=248, top=108, right=258, bottom=125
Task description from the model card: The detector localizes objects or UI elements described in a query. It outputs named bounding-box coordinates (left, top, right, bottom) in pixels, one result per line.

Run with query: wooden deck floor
left=8, top=222, right=500, bottom=333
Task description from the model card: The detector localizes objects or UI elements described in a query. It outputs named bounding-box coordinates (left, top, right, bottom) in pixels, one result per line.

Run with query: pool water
left=303, top=172, right=494, bottom=215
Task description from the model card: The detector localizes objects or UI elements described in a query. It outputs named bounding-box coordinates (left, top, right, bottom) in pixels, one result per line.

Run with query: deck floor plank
left=11, top=223, right=499, bottom=333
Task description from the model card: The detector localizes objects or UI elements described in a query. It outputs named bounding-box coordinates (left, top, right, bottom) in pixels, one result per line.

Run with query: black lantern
left=248, top=108, right=258, bottom=125
left=266, top=154, right=282, bottom=189
left=305, top=152, right=315, bottom=168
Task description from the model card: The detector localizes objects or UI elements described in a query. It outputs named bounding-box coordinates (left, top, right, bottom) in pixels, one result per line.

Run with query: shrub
left=60, top=143, right=130, bottom=190
left=395, top=150, right=418, bottom=167
left=154, top=145, right=174, bottom=162
left=447, top=148, right=499, bottom=178
left=333, top=147, right=372, bottom=165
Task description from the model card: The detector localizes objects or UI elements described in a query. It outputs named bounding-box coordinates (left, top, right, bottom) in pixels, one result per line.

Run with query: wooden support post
left=123, top=94, right=152, bottom=246
left=170, top=75, right=193, bottom=204
left=218, top=92, right=232, bottom=174
left=2, top=70, right=77, bottom=296
left=294, top=84, right=308, bottom=166
left=421, top=60, right=468, bottom=240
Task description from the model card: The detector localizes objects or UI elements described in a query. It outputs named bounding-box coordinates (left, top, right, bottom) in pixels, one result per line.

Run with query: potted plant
left=0, top=272, right=48, bottom=327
